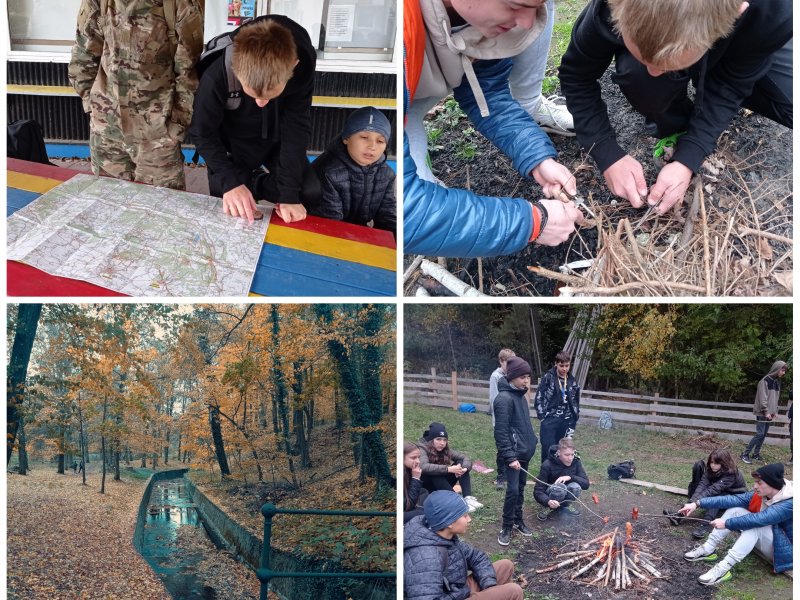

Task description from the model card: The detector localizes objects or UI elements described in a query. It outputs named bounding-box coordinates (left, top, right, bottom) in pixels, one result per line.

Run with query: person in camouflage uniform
left=69, top=0, right=204, bottom=190
left=534, top=351, right=581, bottom=463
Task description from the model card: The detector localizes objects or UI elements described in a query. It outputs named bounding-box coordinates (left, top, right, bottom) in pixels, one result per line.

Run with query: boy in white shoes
left=681, top=463, right=793, bottom=586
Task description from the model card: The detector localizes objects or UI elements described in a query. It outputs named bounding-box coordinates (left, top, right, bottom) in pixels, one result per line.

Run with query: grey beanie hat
left=342, top=106, right=391, bottom=141
left=424, top=490, right=469, bottom=531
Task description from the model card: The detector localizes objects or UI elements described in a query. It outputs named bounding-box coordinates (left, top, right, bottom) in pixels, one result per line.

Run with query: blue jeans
left=744, top=417, right=771, bottom=457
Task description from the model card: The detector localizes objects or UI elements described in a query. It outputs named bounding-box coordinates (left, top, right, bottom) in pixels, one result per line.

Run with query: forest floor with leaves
left=6, top=467, right=171, bottom=600
left=191, top=418, right=397, bottom=590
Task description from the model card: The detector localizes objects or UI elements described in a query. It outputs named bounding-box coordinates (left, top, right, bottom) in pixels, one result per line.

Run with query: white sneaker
left=698, top=562, right=733, bottom=586
left=684, top=545, right=718, bottom=562
left=464, top=495, right=484, bottom=509
left=532, top=95, right=575, bottom=136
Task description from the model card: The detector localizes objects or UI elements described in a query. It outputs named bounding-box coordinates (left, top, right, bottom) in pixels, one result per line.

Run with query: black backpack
left=196, top=31, right=244, bottom=111
left=607, top=460, right=636, bottom=480
left=8, top=120, right=53, bottom=165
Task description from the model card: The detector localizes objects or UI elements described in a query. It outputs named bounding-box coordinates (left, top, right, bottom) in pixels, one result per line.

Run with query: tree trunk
left=78, top=401, right=87, bottom=486
left=7, top=304, right=43, bottom=465
left=114, top=450, right=120, bottom=481
left=100, top=399, right=107, bottom=494
left=208, top=405, right=231, bottom=476
left=163, top=427, right=170, bottom=465
left=18, top=417, right=29, bottom=475
left=57, top=452, right=65, bottom=475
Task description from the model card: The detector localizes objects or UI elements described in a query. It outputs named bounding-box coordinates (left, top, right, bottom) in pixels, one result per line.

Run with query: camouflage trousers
left=89, top=120, right=186, bottom=190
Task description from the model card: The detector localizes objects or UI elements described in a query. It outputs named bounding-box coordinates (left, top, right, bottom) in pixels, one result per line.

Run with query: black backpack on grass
left=607, top=460, right=636, bottom=480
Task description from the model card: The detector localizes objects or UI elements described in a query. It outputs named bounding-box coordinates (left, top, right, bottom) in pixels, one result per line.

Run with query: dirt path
left=7, top=468, right=170, bottom=600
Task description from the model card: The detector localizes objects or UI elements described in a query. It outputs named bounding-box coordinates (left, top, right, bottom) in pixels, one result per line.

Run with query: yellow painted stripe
left=267, top=225, right=395, bottom=271
left=8, top=171, right=62, bottom=194
left=313, top=95, right=396, bottom=109
left=248, top=291, right=264, bottom=297
left=8, top=85, right=397, bottom=109
left=8, top=84, right=76, bottom=96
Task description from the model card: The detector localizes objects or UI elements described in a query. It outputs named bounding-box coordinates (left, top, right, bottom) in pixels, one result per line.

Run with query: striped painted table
left=7, top=158, right=396, bottom=297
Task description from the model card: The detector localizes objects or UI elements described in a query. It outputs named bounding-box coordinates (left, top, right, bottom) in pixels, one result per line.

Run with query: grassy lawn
left=404, top=403, right=793, bottom=599
left=543, top=0, right=590, bottom=95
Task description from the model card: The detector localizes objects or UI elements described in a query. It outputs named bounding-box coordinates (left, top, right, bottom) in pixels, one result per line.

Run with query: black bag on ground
left=607, top=460, right=636, bottom=480
left=8, top=119, right=53, bottom=165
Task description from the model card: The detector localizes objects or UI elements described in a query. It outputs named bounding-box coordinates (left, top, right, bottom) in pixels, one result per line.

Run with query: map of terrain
left=7, top=174, right=270, bottom=296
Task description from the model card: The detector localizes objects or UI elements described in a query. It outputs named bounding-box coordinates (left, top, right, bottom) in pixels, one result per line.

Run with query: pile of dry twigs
left=529, top=149, right=792, bottom=296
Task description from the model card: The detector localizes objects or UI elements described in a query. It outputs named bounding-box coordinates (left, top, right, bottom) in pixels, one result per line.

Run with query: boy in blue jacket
left=681, top=463, right=793, bottom=586
left=404, top=490, right=523, bottom=600
left=309, top=106, right=396, bottom=236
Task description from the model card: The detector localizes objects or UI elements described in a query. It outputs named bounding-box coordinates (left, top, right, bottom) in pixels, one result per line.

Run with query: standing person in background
left=742, top=361, right=788, bottom=464
left=494, top=356, right=538, bottom=546
left=489, top=349, right=516, bottom=490
left=69, top=0, right=204, bottom=190
left=534, top=351, right=580, bottom=463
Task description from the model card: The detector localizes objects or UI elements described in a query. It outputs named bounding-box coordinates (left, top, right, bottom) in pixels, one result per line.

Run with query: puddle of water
left=141, top=479, right=218, bottom=600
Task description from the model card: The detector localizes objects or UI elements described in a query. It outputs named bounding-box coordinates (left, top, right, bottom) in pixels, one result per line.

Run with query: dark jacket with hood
left=534, top=366, right=580, bottom=424
left=753, top=360, right=787, bottom=416
left=310, top=138, right=396, bottom=234
left=403, top=514, right=497, bottom=600
left=533, top=444, right=590, bottom=506
left=690, top=467, right=747, bottom=503
left=559, top=0, right=793, bottom=174
left=189, top=15, right=316, bottom=203
left=493, top=377, right=538, bottom=465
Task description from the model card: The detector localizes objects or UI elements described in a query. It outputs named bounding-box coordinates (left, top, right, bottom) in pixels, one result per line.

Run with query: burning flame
left=625, top=521, right=633, bottom=543
left=597, top=536, right=613, bottom=559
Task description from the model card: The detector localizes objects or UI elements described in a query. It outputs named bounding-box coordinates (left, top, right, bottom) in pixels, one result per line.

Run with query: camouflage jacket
left=68, top=0, right=204, bottom=141
left=534, top=366, right=580, bottom=423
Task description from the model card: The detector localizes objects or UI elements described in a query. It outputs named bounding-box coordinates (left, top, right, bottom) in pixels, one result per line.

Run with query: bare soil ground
left=406, top=71, right=792, bottom=297
left=463, top=481, right=792, bottom=600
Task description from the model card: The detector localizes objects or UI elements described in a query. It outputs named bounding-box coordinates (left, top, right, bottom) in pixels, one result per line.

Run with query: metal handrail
left=257, top=503, right=396, bottom=600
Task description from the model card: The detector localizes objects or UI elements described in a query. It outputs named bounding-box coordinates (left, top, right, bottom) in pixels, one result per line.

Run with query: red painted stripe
left=8, top=158, right=81, bottom=182
left=7, top=261, right=127, bottom=297
left=269, top=213, right=396, bottom=249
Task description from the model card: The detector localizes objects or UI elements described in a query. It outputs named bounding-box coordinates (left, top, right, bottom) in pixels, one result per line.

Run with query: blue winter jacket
left=404, top=515, right=497, bottom=600
left=700, top=485, right=793, bottom=573
left=403, top=56, right=557, bottom=258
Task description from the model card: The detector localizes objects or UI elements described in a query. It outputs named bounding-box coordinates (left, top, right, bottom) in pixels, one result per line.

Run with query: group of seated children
left=404, top=419, right=792, bottom=594
left=70, top=8, right=395, bottom=233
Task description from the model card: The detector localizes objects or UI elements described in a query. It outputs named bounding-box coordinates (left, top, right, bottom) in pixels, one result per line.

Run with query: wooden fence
left=404, top=371, right=790, bottom=447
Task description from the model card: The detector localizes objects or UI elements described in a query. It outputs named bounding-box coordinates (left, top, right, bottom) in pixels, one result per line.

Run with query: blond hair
left=498, top=349, right=516, bottom=362
left=232, top=19, right=298, bottom=95
left=607, top=0, right=741, bottom=65
left=558, top=438, right=575, bottom=452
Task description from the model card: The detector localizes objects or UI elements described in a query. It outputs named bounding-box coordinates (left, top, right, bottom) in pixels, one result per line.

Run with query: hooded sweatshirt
left=559, top=0, right=792, bottom=174
left=402, top=0, right=558, bottom=257
left=533, top=444, right=590, bottom=506
left=754, top=361, right=787, bottom=416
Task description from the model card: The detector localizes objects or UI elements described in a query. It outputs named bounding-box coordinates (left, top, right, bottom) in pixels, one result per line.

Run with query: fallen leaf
left=774, top=271, right=793, bottom=293
left=759, top=238, right=774, bottom=260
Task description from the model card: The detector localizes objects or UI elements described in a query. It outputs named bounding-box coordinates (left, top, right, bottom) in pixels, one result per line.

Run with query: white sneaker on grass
left=698, top=562, right=733, bottom=586
left=531, top=95, right=575, bottom=136
left=684, top=545, right=718, bottom=562
left=464, top=495, right=484, bottom=509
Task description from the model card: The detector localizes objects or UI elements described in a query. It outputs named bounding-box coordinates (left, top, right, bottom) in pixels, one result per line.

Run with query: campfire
left=534, top=523, right=665, bottom=590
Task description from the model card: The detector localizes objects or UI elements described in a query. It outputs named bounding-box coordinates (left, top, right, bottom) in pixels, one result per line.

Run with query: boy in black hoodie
left=559, top=0, right=792, bottom=217
left=534, top=437, right=590, bottom=521
left=310, top=106, right=396, bottom=236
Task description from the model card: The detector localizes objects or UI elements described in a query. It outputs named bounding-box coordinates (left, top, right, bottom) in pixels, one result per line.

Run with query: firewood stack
left=534, top=524, right=665, bottom=590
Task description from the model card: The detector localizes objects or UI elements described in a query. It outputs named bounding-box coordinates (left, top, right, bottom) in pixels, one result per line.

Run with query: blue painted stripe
left=44, top=144, right=397, bottom=172
left=251, top=243, right=395, bottom=296
left=7, top=188, right=40, bottom=214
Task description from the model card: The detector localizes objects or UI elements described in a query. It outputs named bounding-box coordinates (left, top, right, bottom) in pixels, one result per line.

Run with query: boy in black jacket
left=559, top=0, right=792, bottom=216
left=494, top=356, right=538, bottom=547
left=190, top=16, right=320, bottom=225
left=309, top=106, right=396, bottom=236
left=534, top=438, right=590, bottom=521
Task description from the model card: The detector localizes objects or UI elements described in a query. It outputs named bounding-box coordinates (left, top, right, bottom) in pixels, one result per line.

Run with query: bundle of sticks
left=534, top=524, right=664, bottom=590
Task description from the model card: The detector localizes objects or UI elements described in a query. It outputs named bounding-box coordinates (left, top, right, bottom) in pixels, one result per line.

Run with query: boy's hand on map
left=275, top=203, right=307, bottom=223
left=222, top=184, right=258, bottom=224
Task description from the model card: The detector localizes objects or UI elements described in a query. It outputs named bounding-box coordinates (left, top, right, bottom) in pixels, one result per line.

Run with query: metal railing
left=258, top=503, right=396, bottom=600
